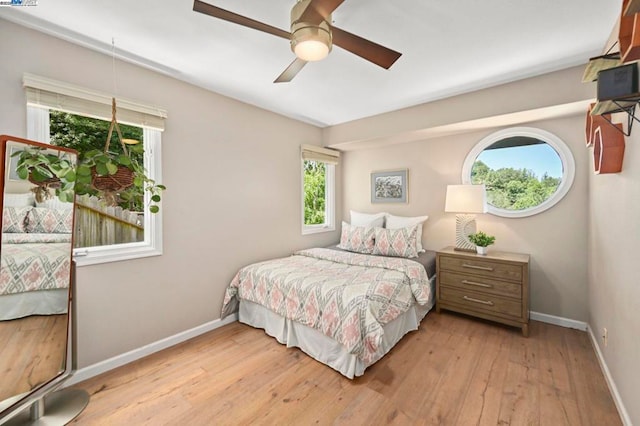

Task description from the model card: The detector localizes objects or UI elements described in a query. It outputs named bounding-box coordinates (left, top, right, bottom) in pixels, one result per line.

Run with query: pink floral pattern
left=26, top=208, right=74, bottom=234
left=372, top=225, right=419, bottom=258
left=2, top=207, right=32, bottom=233
left=337, top=221, right=375, bottom=254
left=0, top=242, right=71, bottom=295
left=221, top=248, right=431, bottom=364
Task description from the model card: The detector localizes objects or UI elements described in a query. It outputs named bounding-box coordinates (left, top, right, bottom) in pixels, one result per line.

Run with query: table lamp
left=445, top=184, right=487, bottom=251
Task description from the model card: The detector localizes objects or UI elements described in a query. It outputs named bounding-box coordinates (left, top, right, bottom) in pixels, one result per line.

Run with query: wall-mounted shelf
left=624, top=0, right=640, bottom=16
left=620, top=0, right=640, bottom=62
left=585, top=103, right=612, bottom=147
left=593, top=124, right=625, bottom=174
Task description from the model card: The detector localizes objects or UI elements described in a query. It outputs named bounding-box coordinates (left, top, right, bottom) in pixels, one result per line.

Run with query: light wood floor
left=70, top=312, right=621, bottom=425
left=0, top=314, right=67, bottom=403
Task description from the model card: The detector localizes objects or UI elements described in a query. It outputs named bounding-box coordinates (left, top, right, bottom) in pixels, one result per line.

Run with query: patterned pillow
left=373, top=225, right=419, bottom=258
left=337, top=221, right=376, bottom=254
left=385, top=214, right=429, bottom=253
left=2, top=207, right=32, bottom=233
left=25, top=207, right=74, bottom=234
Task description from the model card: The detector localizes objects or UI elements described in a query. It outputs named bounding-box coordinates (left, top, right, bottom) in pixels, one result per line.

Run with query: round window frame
left=461, top=127, right=575, bottom=218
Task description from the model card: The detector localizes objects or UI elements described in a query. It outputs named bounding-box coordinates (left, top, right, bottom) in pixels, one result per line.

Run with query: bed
left=221, top=239, right=436, bottom=379
left=0, top=205, right=73, bottom=321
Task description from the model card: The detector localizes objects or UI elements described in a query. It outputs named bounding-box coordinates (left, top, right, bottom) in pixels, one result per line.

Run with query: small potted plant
left=468, top=231, right=495, bottom=255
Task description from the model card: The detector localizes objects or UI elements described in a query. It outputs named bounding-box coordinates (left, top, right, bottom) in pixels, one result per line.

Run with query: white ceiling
left=0, top=0, right=619, bottom=127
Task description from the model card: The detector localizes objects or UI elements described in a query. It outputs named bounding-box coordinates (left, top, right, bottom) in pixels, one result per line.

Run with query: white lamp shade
left=445, top=184, right=487, bottom=213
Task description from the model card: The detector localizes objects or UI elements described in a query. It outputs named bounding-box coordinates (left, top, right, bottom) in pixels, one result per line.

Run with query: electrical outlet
left=603, top=328, right=608, bottom=347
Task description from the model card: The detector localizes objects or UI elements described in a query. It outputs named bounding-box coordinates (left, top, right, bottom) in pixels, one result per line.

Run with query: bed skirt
left=238, top=276, right=435, bottom=379
left=0, top=289, right=69, bottom=321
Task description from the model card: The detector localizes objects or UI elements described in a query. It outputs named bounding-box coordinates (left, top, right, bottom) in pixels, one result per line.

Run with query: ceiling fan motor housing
left=290, top=0, right=332, bottom=61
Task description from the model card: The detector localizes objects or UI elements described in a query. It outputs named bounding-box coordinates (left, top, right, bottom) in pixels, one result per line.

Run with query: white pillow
left=4, top=192, right=35, bottom=207
left=350, top=210, right=386, bottom=228
left=385, top=214, right=429, bottom=253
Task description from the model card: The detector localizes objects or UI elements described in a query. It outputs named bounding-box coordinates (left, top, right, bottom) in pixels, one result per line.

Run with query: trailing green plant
left=12, top=146, right=76, bottom=203
left=74, top=143, right=165, bottom=213
left=468, top=231, right=496, bottom=247
left=14, top=143, right=165, bottom=213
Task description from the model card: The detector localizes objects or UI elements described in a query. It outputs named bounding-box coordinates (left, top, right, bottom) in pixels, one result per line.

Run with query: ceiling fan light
left=295, top=39, right=330, bottom=62
left=291, top=26, right=332, bottom=62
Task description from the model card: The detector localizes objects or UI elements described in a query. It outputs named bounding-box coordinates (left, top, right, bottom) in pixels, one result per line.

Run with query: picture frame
left=371, top=169, right=408, bottom=203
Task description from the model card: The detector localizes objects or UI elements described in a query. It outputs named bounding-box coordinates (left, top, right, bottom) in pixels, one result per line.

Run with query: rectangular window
left=301, top=145, right=338, bottom=235
left=24, top=74, right=166, bottom=266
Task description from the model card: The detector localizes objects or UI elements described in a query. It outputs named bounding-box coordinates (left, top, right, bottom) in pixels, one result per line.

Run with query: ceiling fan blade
left=193, top=0, right=291, bottom=40
left=274, top=58, right=308, bottom=83
left=331, top=26, right=402, bottom=69
left=299, top=0, right=345, bottom=24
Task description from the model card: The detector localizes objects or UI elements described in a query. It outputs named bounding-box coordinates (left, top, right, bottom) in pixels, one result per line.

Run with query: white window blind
left=301, top=144, right=340, bottom=165
left=23, top=73, right=167, bottom=131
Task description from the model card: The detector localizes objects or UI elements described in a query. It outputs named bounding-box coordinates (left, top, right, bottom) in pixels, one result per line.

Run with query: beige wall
left=588, top=119, right=640, bottom=423
left=341, top=116, right=590, bottom=321
left=0, top=20, right=340, bottom=367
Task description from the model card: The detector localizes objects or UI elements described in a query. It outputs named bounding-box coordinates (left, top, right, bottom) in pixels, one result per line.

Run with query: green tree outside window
left=304, top=160, right=326, bottom=225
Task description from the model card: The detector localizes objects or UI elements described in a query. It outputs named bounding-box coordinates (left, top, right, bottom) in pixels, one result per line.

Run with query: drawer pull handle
left=463, top=295, right=494, bottom=306
left=462, top=263, right=494, bottom=271
left=461, top=279, right=492, bottom=288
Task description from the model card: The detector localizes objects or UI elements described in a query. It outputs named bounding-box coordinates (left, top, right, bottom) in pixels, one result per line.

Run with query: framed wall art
left=371, top=169, right=408, bottom=203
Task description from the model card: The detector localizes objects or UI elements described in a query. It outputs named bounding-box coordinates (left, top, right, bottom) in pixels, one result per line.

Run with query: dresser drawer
left=439, top=255, right=522, bottom=282
left=439, top=286, right=523, bottom=319
left=439, top=271, right=522, bottom=299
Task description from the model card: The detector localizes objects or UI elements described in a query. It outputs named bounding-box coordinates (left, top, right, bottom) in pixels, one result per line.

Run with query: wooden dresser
left=436, top=246, right=530, bottom=336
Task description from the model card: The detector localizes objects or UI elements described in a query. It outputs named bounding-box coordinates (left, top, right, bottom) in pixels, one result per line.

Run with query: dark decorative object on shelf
left=597, top=63, right=638, bottom=101
left=589, top=63, right=640, bottom=136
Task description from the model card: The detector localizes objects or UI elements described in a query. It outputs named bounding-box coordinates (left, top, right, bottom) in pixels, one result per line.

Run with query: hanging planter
left=91, top=165, right=134, bottom=192
left=75, top=98, right=165, bottom=213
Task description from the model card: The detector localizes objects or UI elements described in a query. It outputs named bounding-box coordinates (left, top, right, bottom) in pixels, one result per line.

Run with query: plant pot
left=91, top=165, right=134, bottom=192
left=28, top=171, right=61, bottom=189
left=476, top=246, right=488, bottom=255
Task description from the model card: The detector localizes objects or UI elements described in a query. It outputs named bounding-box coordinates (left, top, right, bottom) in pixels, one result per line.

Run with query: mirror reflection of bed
left=0, top=135, right=88, bottom=424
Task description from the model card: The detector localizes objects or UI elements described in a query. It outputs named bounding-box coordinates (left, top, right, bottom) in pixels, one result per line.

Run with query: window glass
left=304, top=160, right=326, bottom=225
left=50, top=110, right=145, bottom=248
left=462, top=127, right=575, bottom=218
left=302, top=159, right=335, bottom=234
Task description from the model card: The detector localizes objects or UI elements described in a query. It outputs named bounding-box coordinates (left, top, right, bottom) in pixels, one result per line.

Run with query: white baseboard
left=530, top=311, right=588, bottom=331
left=587, top=325, right=632, bottom=426
left=65, top=313, right=238, bottom=387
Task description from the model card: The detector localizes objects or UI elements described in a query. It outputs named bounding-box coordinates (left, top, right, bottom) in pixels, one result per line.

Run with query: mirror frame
left=0, top=134, right=78, bottom=422
left=461, top=127, right=576, bottom=218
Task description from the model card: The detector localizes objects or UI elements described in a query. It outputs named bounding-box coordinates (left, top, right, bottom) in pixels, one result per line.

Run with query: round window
left=461, top=127, right=575, bottom=218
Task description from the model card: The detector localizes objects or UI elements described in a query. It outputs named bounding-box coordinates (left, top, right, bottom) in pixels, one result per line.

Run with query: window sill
left=73, top=244, right=162, bottom=266
left=302, top=225, right=335, bottom=236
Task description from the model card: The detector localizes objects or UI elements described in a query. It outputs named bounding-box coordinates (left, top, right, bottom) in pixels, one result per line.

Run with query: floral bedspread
left=221, top=248, right=431, bottom=364
left=0, top=235, right=71, bottom=295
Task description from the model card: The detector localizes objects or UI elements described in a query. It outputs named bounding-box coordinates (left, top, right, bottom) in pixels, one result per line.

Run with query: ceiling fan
left=193, top=0, right=402, bottom=83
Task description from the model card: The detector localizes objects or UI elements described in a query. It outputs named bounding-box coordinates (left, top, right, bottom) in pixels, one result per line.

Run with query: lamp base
left=454, top=214, right=477, bottom=252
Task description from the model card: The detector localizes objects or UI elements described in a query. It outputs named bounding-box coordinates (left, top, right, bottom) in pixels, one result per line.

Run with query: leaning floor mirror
left=0, top=135, right=88, bottom=425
